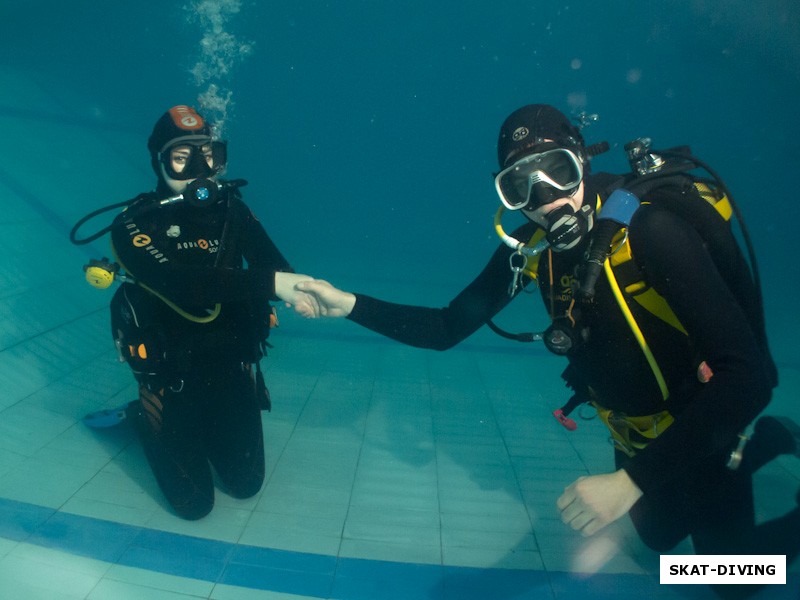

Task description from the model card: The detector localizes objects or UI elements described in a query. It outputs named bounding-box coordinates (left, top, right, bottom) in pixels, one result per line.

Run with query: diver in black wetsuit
left=103, top=106, right=315, bottom=520
left=296, top=105, right=800, bottom=595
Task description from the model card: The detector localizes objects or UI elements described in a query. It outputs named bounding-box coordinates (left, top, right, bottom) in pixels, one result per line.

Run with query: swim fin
left=82, top=401, right=135, bottom=428
left=756, top=415, right=800, bottom=458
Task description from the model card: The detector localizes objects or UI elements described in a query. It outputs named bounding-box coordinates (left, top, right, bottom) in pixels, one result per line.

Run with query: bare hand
left=294, top=279, right=356, bottom=318
left=556, top=469, right=643, bottom=537
left=274, top=272, right=319, bottom=317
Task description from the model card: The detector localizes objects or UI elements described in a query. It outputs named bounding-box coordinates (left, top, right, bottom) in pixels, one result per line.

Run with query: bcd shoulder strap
left=606, top=176, right=733, bottom=334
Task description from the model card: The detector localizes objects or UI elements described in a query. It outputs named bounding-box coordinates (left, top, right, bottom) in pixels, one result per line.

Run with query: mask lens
left=496, top=165, right=531, bottom=209
left=536, top=150, right=580, bottom=186
left=210, top=141, right=227, bottom=172
left=168, top=147, right=192, bottom=176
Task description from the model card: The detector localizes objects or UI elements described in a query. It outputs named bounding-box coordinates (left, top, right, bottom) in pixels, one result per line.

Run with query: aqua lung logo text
left=557, top=274, right=576, bottom=303
left=125, top=222, right=168, bottom=264
left=176, top=239, right=220, bottom=252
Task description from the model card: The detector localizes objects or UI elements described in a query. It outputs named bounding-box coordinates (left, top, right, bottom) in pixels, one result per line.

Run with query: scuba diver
left=71, top=105, right=315, bottom=520
left=295, top=105, right=800, bottom=596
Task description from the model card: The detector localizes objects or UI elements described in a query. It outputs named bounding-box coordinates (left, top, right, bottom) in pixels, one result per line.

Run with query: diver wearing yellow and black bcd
left=491, top=166, right=770, bottom=455
left=335, top=104, right=799, bottom=560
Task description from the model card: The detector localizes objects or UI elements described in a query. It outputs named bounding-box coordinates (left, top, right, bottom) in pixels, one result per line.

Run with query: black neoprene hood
left=497, top=104, right=585, bottom=168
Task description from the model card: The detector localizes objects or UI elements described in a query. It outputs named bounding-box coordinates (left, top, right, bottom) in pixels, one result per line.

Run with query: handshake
left=274, top=273, right=356, bottom=319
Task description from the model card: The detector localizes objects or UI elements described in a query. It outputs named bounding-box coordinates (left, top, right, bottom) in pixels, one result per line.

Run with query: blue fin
left=83, top=402, right=133, bottom=428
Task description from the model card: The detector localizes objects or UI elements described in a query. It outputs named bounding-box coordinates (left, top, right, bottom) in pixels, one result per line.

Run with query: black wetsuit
left=347, top=172, right=798, bottom=563
left=109, top=187, right=292, bottom=520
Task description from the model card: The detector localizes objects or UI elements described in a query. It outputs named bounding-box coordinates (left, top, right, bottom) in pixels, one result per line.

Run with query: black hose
left=486, top=319, right=540, bottom=342
left=578, top=219, right=621, bottom=299
left=69, top=199, right=134, bottom=245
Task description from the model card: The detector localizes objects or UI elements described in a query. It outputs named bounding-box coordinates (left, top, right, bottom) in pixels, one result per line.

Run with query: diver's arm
left=346, top=290, right=497, bottom=351
left=110, top=203, right=288, bottom=306
left=239, top=198, right=294, bottom=278
left=234, top=197, right=323, bottom=314
left=622, top=206, right=772, bottom=495
left=300, top=226, right=537, bottom=350
left=118, top=259, right=280, bottom=305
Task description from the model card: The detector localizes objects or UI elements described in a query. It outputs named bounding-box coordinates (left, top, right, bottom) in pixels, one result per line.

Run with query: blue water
left=1, top=1, right=799, bottom=598
left=9, top=1, right=799, bottom=299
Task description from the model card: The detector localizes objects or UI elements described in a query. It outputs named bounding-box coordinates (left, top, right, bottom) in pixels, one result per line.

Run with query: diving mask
left=158, top=136, right=227, bottom=181
left=495, top=145, right=583, bottom=211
